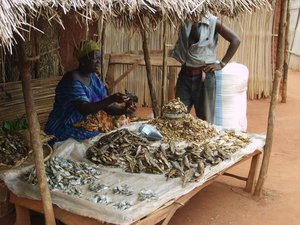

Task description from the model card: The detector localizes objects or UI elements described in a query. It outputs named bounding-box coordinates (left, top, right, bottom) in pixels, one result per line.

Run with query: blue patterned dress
left=45, top=72, right=107, bottom=142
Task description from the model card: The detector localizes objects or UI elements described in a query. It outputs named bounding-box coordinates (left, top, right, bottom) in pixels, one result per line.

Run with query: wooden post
left=254, top=0, right=288, bottom=197
left=140, top=26, right=160, bottom=117
left=245, top=153, right=261, bottom=193
left=16, top=40, right=56, bottom=225
left=161, top=19, right=168, bottom=112
left=168, top=67, right=177, bottom=101
left=101, top=22, right=106, bottom=81
left=281, top=0, right=290, bottom=103
left=0, top=49, right=5, bottom=83
left=97, top=15, right=106, bottom=82
left=105, top=55, right=115, bottom=95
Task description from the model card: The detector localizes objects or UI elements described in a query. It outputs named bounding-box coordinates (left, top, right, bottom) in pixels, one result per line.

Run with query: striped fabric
left=45, top=72, right=107, bottom=142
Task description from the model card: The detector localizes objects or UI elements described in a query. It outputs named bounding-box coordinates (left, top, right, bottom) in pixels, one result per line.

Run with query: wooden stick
left=100, top=20, right=106, bottom=81
left=0, top=49, right=5, bottom=83
left=161, top=19, right=168, bottom=113
left=16, top=39, right=56, bottom=225
left=254, top=0, right=288, bottom=197
left=140, top=25, right=160, bottom=117
left=223, top=172, right=247, bottom=181
left=112, top=62, right=139, bottom=87
left=281, top=0, right=290, bottom=103
left=168, top=67, right=176, bottom=101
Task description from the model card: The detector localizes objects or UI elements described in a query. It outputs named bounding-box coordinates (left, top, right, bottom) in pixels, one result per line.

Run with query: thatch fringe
left=1, top=0, right=272, bottom=52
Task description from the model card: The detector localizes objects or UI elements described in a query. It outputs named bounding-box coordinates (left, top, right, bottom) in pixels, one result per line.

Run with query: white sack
left=214, top=62, right=249, bottom=131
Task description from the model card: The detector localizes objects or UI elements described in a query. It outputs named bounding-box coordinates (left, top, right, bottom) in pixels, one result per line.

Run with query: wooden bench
left=0, top=77, right=61, bottom=127
left=10, top=150, right=261, bottom=225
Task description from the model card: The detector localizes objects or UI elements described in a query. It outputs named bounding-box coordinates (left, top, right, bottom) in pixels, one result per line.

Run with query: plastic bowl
left=163, top=112, right=186, bottom=119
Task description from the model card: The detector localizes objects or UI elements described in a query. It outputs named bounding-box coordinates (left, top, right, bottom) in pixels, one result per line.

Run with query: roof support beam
left=140, top=24, right=160, bottom=117
left=254, top=0, right=288, bottom=197
left=16, top=38, right=56, bottom=225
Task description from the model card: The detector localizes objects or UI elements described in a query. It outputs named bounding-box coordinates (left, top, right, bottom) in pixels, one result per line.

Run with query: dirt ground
left=1, top=70, right=300, bottom=225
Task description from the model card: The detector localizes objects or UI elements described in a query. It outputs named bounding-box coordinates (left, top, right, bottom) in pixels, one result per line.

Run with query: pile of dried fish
left=162, top=98, right=188, bottom=114
left=86, top=128, right=151, bottom=168
left=217, top=130, right=251, bottom=153
left=149, top=114, right=218, bottom=143
left=86, top=127, right=251, bottom=186
left=23, top=156, right=101, bottom=194
left=0, top=132, right=30, bottom=167
left=163, top=131, right=252, bottom=185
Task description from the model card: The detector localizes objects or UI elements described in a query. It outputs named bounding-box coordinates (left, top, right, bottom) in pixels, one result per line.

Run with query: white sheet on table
left=3, top=122, right=265, bottom=225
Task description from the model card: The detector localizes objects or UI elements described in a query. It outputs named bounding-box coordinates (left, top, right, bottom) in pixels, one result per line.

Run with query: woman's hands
left=104, top=92, right=137, bottom=116
left=108, top=92, right=130, bottom=104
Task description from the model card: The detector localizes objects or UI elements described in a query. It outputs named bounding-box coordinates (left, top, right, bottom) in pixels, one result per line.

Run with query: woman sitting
left=45, top=40, right=136, bottom=143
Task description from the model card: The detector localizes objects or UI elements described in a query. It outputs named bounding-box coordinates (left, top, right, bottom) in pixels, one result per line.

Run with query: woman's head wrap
left=74, top=40, right=100, bottom=60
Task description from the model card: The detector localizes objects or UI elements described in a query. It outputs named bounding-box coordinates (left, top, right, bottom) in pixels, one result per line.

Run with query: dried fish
left=138, top=189, right=158, bottom=201
left=86, top=129, right=150, bottom=168
left=89, top=183, right=110, bottom=192
left=0, top=132, right=30, bottom=167
left=112, top=184, right=133, bottom=196
left=85, top=124, right=252, bottom=186
left=113, top=200, right=132, bottom=210
left=63, top=187, right=83, bottom=197
left=89, top=194, right=112, bottom=204
left=149, top=114, right=218, bottom=143
left=162, top=98, right=188, bottom=114
left=23, top=157, right=101, bottom=193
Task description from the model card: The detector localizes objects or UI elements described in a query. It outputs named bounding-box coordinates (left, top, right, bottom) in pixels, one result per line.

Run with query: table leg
left=14, top=205, right=31, bottom=225
left=161, top=204, right=181, bottom=225
left=245, top=153, right=261, bottom=193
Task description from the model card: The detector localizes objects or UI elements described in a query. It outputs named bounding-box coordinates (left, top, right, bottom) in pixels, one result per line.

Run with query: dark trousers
left=175, top=68, right=216, bottom=124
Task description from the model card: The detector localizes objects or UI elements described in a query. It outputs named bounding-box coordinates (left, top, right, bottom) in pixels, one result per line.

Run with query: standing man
left=172, top=14, right=240, bottom=123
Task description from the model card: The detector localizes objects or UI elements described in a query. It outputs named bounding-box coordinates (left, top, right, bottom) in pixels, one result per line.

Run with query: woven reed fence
left=106, top=10, right=274, bottom=103
left=0, top=10, right=274, bottom=114
left=217, top=11, right=274, bottom=99
left=288, top=0, right=300, bottom=71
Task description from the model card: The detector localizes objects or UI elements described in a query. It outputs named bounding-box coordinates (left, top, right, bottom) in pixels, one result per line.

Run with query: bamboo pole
left=161, top=19, right=168, bottom=112
left=254, top=0, right=288, bottom=197
left=140, top=25, right=160, bottom=117
left=16, top=39, right=56, bottom=225
left=282, top=0, right=290, bottom=103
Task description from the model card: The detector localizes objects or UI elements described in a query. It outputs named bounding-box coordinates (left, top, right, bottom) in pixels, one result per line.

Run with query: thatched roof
left=1, top=0, right=272, bottom=52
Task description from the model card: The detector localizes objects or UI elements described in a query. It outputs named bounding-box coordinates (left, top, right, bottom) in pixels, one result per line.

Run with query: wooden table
left=10, top=150, right=261, bottom=225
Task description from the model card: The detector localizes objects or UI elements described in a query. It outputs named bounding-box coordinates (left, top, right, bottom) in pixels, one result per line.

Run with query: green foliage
left=0, top=116, right=28, bottom=132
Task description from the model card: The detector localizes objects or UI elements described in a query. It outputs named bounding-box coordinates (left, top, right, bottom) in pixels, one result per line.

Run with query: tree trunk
left=161, top=19, right=168, bottom=112
left=140, top=27, right=160, bottom=117
left=16, top=40, right=56, bottom=225
left=254, top=0, right=288, bottom=197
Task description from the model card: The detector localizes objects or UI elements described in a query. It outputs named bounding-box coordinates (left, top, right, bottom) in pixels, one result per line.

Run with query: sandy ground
left=1, top=70, right=300, bottom=225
